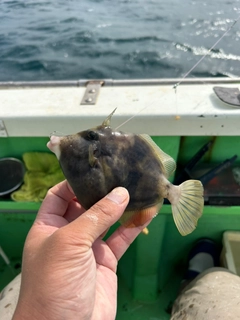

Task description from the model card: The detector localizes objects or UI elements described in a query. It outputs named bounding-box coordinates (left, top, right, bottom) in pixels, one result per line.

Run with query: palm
left=32, top=204, right=120, bottom=319
left=93, top=246, right=118, bottom=319
left=25, top=223, right=118, bottom=319
left=14, top=182, right=151, bottom=320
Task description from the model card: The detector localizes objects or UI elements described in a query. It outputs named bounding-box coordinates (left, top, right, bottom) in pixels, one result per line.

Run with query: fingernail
left=106, top=187, right=128, bottom=204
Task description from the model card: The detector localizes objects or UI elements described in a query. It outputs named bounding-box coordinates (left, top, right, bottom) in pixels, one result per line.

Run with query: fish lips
left=47, top=135, right=62, bottom=159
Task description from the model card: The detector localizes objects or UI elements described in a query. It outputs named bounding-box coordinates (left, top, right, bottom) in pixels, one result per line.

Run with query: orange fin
left=119, top=205, right=159, bottom=228
left=142, top=227, right=149, bottom=235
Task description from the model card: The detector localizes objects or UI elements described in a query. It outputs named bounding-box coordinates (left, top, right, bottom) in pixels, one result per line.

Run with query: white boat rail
left=0, top=77, right=240, bottom=137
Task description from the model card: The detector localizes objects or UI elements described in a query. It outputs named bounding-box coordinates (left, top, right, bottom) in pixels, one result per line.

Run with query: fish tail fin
left=168, top=180, right=204, bottom=236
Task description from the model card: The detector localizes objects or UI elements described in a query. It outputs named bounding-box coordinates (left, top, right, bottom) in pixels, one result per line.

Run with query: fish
left=47, top=109, right=204, bottom=236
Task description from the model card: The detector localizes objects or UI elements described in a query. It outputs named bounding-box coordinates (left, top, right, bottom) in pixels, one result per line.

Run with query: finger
left=106, top=215, right=154, bottom=261
left=64, top=200, right=86, bottom=223
left=64, top=187, right=129, bottom=246
left=92, top=219, right=152, bottom=273
left=99, top=227, right=110, bottom=239
left=36, top=180, right=85, bottom=225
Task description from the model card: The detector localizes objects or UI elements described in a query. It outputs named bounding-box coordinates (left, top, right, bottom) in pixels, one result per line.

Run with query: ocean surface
left=0, top=0, right=240, bottom=81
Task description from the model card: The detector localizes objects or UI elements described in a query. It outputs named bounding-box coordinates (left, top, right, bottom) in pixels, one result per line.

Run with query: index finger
left=36, top=180, right=85, bottom=225
left=62, top=187, right=129, bottom=247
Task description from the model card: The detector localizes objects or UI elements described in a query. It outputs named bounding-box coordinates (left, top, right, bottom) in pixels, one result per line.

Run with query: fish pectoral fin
left=168, top=180, right=204, bottom=236
left=88, top=145, right=98, bottom=167
left=139, top=134, right=176, bottom=178
left=119, top=204, right=161, bottom=229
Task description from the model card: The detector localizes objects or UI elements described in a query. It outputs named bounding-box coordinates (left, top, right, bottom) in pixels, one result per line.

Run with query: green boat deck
left=1, top=135, right=240, bottom=319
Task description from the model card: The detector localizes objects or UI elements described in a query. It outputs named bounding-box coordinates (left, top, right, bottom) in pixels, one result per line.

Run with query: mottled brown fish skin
left=59, top=125, right=167, bottom=211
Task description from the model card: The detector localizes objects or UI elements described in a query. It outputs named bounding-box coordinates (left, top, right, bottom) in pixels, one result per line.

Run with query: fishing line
left=115, top=105, right=151, bottom=130
left=174, top=83, right=180, bottom=120
left=115, top=88, right=180, bottom=130
left=115, top=91, right=170, bottom=130
left=173, top=14, right=240, bottom=90
left=173, top=14, right=240, bottom=117
left=115, top=14, right=240, bottom=130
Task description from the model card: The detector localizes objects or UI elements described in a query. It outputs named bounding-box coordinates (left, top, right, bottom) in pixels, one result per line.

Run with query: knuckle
left=90, top=200, right=114, bottom=219
left=116, top=227, right=133, bottom=246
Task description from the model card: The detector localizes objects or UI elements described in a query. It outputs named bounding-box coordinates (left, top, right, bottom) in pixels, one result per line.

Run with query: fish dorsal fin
left=140, top=134, right=176, bottom=178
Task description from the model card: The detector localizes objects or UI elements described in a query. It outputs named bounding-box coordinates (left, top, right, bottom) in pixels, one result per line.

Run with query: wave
left=98, top=36, right=171, bottom=44
left=0, top=45, right=41, bottom=59
left=1, top=0, right=240, bottom=81
left=4, top=1, right=52, bottom=9
left=123, top=51, right=179, bottom=71
left=175, top=42, right=240, bottom=61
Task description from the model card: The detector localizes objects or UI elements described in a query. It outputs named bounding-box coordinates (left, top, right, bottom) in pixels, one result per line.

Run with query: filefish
left=47, top=109, right=204, bottom=236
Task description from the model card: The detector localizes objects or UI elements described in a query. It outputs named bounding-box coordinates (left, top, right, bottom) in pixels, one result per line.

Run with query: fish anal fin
left=119, top=201, right=163, bottom=229
left=139, top=134, right=176, bottom=178
left=142, top=227, right=149, bottom=235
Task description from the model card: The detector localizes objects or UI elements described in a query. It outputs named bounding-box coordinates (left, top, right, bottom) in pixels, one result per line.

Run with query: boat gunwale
left=0, top=77, right=239, bottom=88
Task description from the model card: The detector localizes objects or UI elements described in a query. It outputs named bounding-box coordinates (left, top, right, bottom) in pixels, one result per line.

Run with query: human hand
left=13, top=181, right=153, bottom=320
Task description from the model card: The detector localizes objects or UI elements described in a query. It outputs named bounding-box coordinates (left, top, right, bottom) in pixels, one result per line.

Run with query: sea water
left=0, top=0, right=240, bottom=81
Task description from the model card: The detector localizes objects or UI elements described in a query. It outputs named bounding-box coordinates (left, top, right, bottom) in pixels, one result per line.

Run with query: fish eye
left=87, top=130, right=98, bottom=140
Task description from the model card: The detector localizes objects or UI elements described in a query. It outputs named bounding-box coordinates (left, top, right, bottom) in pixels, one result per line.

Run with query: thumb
left=65, top=187, right=129, bottom=246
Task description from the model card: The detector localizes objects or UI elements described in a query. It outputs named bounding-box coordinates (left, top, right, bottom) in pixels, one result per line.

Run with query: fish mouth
left=47, top=135, right=62, bottom=159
